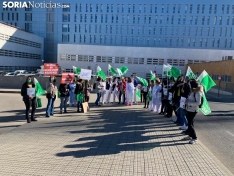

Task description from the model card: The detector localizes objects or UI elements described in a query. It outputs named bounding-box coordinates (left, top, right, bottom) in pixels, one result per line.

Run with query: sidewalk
left=0, top=94, right=232, bottom=176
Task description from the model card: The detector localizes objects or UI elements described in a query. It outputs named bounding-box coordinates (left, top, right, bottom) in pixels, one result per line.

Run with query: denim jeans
left=77, top=101, right=83, bottom=111
left=60, top=96, right=69, bottom=111
left=46, top=97, right=56, bottom=116
left=179, top=108, right=188, bottom=126
left=175, top=102, right=181, bottom=124
left=95, top=92, right=101, bottom=105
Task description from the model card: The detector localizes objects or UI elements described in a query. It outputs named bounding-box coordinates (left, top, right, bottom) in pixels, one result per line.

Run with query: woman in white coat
left=152, top=78, right=162, bottom=113
left=126, top=77, right=135, bottom=106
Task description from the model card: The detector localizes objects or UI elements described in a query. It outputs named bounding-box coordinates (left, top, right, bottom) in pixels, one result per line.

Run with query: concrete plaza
left=0, top=93, right=232, bottom=176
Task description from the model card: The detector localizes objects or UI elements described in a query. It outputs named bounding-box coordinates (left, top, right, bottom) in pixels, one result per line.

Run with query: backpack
left=194, top=93, right=204, bottom=108
left=93, top=82, right=96, bottom=89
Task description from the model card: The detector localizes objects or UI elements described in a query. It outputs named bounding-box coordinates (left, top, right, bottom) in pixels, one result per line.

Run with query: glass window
left=25, top=13, right=32, bottom=21
left=62, top=14, right=70, bottom=22
left=62, top=24, right=69, bottom=32
left=25, top=23, right=32, bottom=32
left=62, top=4, right=70, bottom=12
left=62, top=34, right=69, bottom=42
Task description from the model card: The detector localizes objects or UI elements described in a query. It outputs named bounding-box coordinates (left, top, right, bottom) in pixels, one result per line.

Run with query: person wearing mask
left=45, top=76, right=57, bottom=117
left=105, top=78, right=112, bottom=104
left=152, top=78, right=162, bottom=113
left=184, top=79, right=203, bottom=144
left=94, top=77, right=103, bottom=106
left=160, top=79, right=169, bottom=115
left=142, top=81, right=149, bottom=108
left=75, top=79, right=84, bottom=113
left=166, top=79, right=175, bottom=118
left=126, top=77, right=135, bottom=106
left=69, top=80, right=76, bottom=107
left=172, top=76, right=184, bottom=124
left=59, top=83, right=70, bottom=114
left=111, top=77, right=118, bottom=104
left=21, top=76, right=37, bottom=123
left=118, top=78, right=126, bottom=104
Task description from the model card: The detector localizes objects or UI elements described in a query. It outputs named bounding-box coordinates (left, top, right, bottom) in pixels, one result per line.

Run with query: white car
left=4, top=72, right=16, bottom=76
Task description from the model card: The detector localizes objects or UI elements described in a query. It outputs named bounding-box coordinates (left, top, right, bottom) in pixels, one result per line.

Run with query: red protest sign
left=61, top=73, right=74, bottom=84
left=44, top=63, right=59, bottom=76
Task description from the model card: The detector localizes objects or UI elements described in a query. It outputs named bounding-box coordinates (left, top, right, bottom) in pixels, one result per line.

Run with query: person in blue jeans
left=75, top=79, right=84, bottom=113
left=59, top=83, right=70, bottom=114
left=94, top=77, right=103, bottom=106
left=45, top=76, right=57, bottom=117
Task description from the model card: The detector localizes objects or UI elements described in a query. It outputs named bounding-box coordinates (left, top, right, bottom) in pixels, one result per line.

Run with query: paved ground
left=195, top=94, right=234, bottom=175
left=0, top=93, right=232, bottom=176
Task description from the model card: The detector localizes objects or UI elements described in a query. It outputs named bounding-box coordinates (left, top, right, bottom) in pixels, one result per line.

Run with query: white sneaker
left=189, top=139, right=198, bottom=144
left=183, top=136, right=192, bottom=140
left=180, top=126, right=188, bottom=130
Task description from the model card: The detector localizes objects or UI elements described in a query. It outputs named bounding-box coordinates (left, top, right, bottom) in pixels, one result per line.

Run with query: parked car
left=4, top=72, right=16, bottom=76
left=0, top=71, right=7, bottom=76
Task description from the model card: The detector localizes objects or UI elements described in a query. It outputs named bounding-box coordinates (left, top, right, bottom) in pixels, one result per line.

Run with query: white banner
left=80, top=69, right=92, bottom=80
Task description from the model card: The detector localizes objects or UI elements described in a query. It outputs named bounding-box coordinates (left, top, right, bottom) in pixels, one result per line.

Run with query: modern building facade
left=1, top=0, right=234, bottom=64
left=58, top=44, right=234, bottom=78
left=0, top=22, right=44, bottom=72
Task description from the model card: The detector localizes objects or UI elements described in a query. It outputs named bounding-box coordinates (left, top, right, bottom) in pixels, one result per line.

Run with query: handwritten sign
left=27, top=88, right=35, bottom=97
left=80, top=69, right=92, bottom=80
left=44, top=63, right=59, bottom=76
left=61, top=73, right=74, bottom=84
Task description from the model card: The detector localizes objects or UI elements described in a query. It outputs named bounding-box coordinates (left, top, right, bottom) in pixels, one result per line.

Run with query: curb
left=0, top=91, right=21, bottom=94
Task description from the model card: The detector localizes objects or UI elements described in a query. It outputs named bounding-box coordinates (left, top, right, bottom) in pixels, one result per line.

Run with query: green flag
left=150, top=70, right=156, bottom=81
left=76, top=93, right=84, bottom=102
left=96, top=66, right=106, bottom=80
left=108, top=64, right=118, bottom=76
left=199, top=94, right=211, bottom=115
left=137, top=77, right=148, bottom=86
left=163, top=64, right=172, bottom=77
left=167, top=64, right=181, bottom=79
left=136, top=89, right=141, bottom=99
left=119, top=66, right=129, bottom=75
left=186, top=66, right=197, bottom=79
left=197, top=70, right=216, bottom=92
left=73, top=66, right=81, bottom=75
left=34, top=78, right=46, bottom=97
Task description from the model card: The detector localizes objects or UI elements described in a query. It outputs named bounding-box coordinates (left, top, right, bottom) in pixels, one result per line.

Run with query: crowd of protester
left=21, top=75, right=203, bottom=144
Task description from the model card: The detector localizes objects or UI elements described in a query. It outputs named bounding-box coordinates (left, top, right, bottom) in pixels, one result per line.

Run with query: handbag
left=36, top=98, right=42, bottom=108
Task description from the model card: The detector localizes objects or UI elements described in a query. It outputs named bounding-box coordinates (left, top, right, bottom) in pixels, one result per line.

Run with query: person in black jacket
left=21, top=76, right=37, bottom=123
left=59, top=83, right=70, bottom=114
left=75, top=79, right=84, bottom=113
left=166, top=79, right=175, bottom=118
left=160, top=79, right=168, bottom=115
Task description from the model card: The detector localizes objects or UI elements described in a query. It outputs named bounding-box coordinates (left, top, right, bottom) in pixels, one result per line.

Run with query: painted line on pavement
left=226, top=131, right=234, bottom=137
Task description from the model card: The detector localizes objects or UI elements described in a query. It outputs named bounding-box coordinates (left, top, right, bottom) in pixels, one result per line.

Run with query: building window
left=178, top=16, right=181, bottom=24
left=190, top=16, right=193, bottom=24
left=85, top=14, right=87, bottom=22
left=62, top=24, right=69, bottom=32
left=25, top=23, right=32, bottom=32
left=166, top=4, right=169, bottom=13
left=185, top=4, right=188, bottom=13
left=219, top=16, right=222, bottom=25
left=202, top=4, right=205, bottom=14
left=62, top=4, right=70, bottom=12
left=190, top=4, right=193, bottom=13
left=214, top=5, right=217, bottom=14
left=171, top=15, right=174, bottom=24
left=79, top=4, right=82, bottom=12
left=212, top=27, right=215, bottom=36
left=205, top=38, right=208, bottom=47
left=183, top=16, right=186, bottom=25
left=193, top=38, right=196, bottom=47
left=227, top=16, right=230, bottom=25
left=161, top=4, right=164, bottom=13
left=222, top=5, right=225, bottom=14
left=209, top=4, right=212, bottom=14
left=197, top=4, right=200, bottom=14
left=217, top=39, right=220, bottom=47
left=212, top=38, right=215, bottom=47
left=207, top=16, right=210, bottom=25
left=195, top=16, right=198, bottom=25
left=220, top=27, right=222, bottom=36
left=100, top=4, right=103, bottom=12
left=95, top=14, right=97, bottom=23
left=200, top=38, right=203, bottom=47
left=202, top=16, right=205, bottom=25
left=214, top=16, right=217, bottom=25
left=62, top=14, right=70, bottom=22
left=230, top=39, right=232, bottom=48
left=105, top=14, right=108, bottom=23
left=155, top=4, right=157, bottom=13
left=62, top=34, right=69, bottom=42
left=25, top=13, right=32, bottom=21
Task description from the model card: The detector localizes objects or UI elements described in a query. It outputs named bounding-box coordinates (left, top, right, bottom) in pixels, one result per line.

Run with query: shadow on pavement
left=56, top=108, right=187, bottom=158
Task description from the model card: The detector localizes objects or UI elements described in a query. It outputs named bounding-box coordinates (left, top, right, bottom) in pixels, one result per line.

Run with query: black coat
left=75, top=83, right=83, bottom=94
left=21, top=82, right=36, bottom=101
left=59, top=84, right=70, bottom=97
